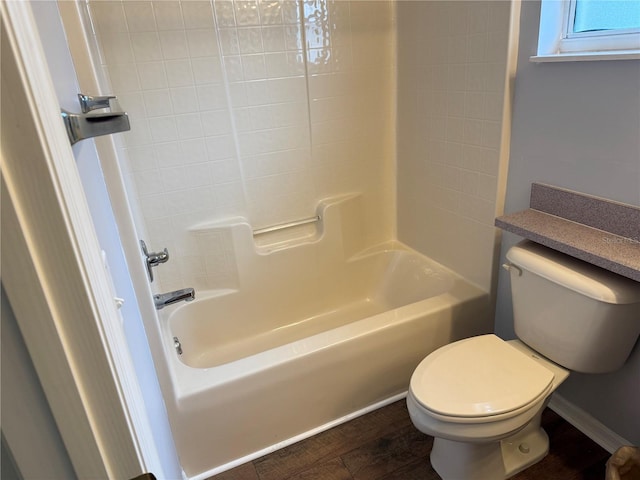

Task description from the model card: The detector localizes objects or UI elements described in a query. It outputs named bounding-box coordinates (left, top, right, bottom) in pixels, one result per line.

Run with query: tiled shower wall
left=86, top=0, right=395, bottom=292
left=396, top=1, right=511, bottom=291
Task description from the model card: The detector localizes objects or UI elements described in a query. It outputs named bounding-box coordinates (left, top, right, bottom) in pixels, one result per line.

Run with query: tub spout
left=154, top=288, right=195, bottom=310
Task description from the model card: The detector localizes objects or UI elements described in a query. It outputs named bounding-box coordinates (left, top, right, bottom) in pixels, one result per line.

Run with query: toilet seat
left=410, top=335, right=554, bottom=423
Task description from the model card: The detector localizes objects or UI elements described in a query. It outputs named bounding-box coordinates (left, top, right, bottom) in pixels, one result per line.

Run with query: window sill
left=530, top=50, right=640, bottom=63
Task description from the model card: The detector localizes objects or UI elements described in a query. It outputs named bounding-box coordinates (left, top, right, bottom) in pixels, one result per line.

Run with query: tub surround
left=396, top=0, right=513, bottom=294
left=496, top=183, right=640, bottom=282
left=157, top=194, right=492, bottom=479
left=83, top=0, right=396, bottom=295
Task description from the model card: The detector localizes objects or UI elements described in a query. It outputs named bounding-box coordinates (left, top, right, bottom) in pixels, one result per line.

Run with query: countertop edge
left=495, top=209, right=640, bottom=283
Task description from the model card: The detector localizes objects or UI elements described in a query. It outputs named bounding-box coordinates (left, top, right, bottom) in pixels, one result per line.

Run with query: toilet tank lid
left=506, top=241, right=640, bottom=305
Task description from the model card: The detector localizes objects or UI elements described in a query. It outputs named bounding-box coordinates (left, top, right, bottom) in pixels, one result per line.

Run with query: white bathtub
left=158, top=239, right=491, bottom=479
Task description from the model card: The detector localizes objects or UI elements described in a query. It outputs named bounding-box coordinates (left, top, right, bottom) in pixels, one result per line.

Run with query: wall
left=86, top=0, right=395, bottom=293
left=1, top=287, right=77, bottom=479
left=495, top=0, right=640, bottom=445
left=29, top=2, right=182, bottom=476
left=1, top=435, right=23, bottom=480
left=396, top=1, right=512, bottom=292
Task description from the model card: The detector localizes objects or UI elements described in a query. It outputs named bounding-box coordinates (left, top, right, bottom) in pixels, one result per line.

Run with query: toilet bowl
left=407, top=240, right=640, bottom=480
left=407, top=334, right=569, bottom=479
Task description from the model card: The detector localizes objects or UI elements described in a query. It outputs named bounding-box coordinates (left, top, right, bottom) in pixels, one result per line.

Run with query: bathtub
left=157, top=235, right=491, bottom=479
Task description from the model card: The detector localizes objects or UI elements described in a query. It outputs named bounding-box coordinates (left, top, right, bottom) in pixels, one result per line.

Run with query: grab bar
left=253, top=215, right=321, bottom=235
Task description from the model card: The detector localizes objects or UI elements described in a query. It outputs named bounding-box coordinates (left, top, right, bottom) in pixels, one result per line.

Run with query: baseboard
left=549, top=393, right=631, bottom=454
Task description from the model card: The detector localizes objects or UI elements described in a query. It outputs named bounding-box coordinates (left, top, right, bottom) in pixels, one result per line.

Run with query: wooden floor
left=208, top=400, right=610, bottom=480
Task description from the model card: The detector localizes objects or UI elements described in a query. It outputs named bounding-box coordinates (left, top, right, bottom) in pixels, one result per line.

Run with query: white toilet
left=407, top=240, right=640, bottom=480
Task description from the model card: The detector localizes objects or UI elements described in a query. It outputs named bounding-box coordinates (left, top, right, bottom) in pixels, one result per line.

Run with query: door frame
left=1, top=2, right=165, bottom=477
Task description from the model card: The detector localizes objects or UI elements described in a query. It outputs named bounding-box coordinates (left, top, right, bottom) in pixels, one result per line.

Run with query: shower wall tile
left=187, top=30, right=219, bottom=57
left=89, top=0, right=394, bottom=291
left=153, top=1, right=184, bottom=31
left=137, top=61, right=168, bottom=88
left=91, top=2, right=129, bottom=32
left=164, top=59, right=195, bottom=87
left=181, top=1, right=216, bottom=29
left=397, top=0, right=510, bottom=291
left=100, top=32, right=136, bottom=64
left=235, top=1, right=260, bottom=26
left=131, top=32, right=163, bottom=62
left=304, top=1, right=395, bottom=245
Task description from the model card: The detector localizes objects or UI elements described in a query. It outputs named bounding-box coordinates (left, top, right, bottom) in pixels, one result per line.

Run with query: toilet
left=407, top=240, right=640, bottom=480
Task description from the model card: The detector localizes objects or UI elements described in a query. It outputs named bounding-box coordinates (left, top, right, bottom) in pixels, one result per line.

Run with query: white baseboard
left=549, top=393, right=631, bottom=454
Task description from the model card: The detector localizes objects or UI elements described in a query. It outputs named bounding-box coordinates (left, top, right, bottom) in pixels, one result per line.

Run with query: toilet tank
left=506, top=241, right=640, bottom=373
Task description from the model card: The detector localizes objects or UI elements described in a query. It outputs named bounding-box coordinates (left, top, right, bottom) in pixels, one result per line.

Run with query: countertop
left=495, top=184, right=640, bottom=282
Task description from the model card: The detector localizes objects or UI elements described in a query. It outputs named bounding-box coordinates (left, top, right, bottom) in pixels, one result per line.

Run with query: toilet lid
left=410, top=334, right=554, bottom=418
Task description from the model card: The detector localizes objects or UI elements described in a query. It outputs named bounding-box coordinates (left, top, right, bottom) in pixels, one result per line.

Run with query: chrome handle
left=141, top=240, right=169, bottom=283
left=78, top=94, right=117, bottom=113
left=61, top=93, right=130, bottom=145
left=502, top=262, right=523, bottom=276
left=61, top=110, right=130, bottom=145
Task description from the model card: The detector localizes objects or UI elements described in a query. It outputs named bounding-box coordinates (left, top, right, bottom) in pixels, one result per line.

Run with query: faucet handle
left=141, top=240, right=170, bottom=283
left=78, top=93, right=117, bottom=113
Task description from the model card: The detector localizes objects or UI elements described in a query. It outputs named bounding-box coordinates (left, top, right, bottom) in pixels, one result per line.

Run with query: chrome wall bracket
left=61, top=93, right=130, bottom=145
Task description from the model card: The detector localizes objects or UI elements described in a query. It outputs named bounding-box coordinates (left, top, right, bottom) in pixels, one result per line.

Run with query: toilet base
left=430, top=410, right=549, bottom=480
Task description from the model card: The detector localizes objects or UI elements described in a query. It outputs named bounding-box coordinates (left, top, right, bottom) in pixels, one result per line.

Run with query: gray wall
left=1, top=287, right=76, bottom=479
left=495, top=1, right=640, bottom=444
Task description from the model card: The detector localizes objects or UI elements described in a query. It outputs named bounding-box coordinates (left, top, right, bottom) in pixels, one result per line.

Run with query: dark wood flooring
left=208, top=400, right=610, bottom=480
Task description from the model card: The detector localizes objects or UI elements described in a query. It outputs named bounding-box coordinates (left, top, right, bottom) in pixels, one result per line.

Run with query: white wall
left=86, top=0, right=396, bottom=293
left=396, top=1, right=512, bottom=292
left=495, top=0, right=640, bottom=445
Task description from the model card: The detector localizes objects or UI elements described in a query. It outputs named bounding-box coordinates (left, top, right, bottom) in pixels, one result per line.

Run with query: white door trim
left=1, top=2, right=158, bottom=477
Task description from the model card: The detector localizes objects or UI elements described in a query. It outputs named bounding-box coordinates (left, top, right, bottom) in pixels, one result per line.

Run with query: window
left=572, top=1, right=640, bottom=32
left=534, top=0, right=640, bottom=61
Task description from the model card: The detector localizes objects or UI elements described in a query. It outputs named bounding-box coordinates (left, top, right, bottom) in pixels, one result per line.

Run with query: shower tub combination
left=156, top=195, right=491, bottom=479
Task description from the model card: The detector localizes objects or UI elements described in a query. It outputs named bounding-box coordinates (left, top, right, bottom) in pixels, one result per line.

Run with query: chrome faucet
left=154, top=288, right=195, bottom=310
left=61, top=94, right=130, bottom=145
left=141, top=240, right=169, bottom=282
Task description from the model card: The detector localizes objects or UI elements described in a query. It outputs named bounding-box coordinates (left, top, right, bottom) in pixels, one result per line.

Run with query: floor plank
left=376, top=457, right=441, bottom=480
left=209, top=400, right=610, bottom=480
left=210, top=462, right=260, bottom=480
left=284, top=458, right=353, bottom=480
left=341, top=425, right=432, bottom=480
left=512, top=409, right=609, bottom=480
left=253, top=402, right=411, bottom=480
